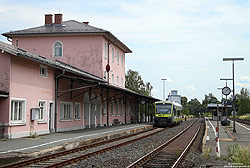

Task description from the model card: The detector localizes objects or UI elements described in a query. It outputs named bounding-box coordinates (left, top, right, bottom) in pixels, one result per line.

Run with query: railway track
left=1, top=127, right=166, bottom=168
left=127, top=118, right=202, bottom=168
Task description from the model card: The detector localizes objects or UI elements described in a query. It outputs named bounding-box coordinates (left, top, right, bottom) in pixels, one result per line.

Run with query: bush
left=228, top=144, right=250, bottom=166
left=239, top=115, right=250, bottom=120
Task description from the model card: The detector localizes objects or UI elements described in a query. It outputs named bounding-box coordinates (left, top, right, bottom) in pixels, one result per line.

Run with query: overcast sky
left=0, top=0, right=249, bottom=102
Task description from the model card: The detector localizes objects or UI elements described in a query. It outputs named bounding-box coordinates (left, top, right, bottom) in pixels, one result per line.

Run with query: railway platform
left=0, top=123, right=153, bottom=163
left=204, top=117, right=250, bottom=158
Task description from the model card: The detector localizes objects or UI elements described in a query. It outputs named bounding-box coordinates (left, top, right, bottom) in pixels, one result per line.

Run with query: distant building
left=168, top=90, right=181, bottom=104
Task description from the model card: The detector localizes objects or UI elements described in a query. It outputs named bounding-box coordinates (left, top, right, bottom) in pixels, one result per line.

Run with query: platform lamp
left=161, top=78, right=167, bottom=100
left=223, top=58, right=244, bottom=133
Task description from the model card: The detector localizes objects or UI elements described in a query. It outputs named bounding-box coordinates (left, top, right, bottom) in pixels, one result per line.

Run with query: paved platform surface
left=204, top=117, right=250, bottom=158
left=0, top=123, right=153, bottom=158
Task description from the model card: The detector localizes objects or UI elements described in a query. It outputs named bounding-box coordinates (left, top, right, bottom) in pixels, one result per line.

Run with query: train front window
left=156, top=104, right=172, bottom=114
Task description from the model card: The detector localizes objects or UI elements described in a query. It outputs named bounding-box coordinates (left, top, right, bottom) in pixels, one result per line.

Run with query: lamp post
left=223, top=58, right=244, bottom=133
left=161, top=79, right=167, bottom=100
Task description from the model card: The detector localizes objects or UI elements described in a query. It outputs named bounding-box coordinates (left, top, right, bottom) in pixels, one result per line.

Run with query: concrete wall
left=12, top=36, right=103, bottom=78
left=7, top=56, right=55, bottom=138
left=102, top=41, right=126, bottom=87
left=12, top=35, right=126, bottom=88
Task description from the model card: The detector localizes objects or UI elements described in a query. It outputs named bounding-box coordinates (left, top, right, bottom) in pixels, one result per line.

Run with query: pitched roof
left=2, top=20, right=132, bottom=53
left=0, top=40, right=107, bottom=83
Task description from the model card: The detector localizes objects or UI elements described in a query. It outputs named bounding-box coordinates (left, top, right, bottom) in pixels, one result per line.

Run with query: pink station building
left=0, top=14, right=158, bottom=139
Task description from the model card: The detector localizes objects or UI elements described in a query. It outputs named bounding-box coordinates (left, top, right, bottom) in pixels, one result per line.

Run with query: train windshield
left=156, top=104, right=172, bottom=114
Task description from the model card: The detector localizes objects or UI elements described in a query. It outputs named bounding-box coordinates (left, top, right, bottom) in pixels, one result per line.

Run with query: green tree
left=183, top=107, right=190, bottom=116
left=202, top=93, right=220, bottom=107
left=237, top=88, right=250, bottom=115
left=125, top=69, right=153, bottom=96
left=187, top=98, right=202, bottom=116
left=181, top=96, right=188, bottom=108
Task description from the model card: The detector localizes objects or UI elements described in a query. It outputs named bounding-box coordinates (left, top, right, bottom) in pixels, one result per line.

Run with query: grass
left=229, top=115, right=250, bottom=120
left=227, top=144, right=250, bottom=166
left=239, top=115, right=250, bottom=120
left=203, top=146, right=212, bottom=159
left=30, top=132, right=37, bottom=138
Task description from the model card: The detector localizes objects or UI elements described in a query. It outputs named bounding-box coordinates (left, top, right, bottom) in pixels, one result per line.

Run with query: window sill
left=53, top=56, right=63, bottom=58
left=40, top=76, right=48, bottom=78
left=38, top=121, right=47, bottom=124
left=74, top=119, right=81, bottom=121
left=60, top=119, right=74, bottom=122
left=10, top=122, right=26, bottom=126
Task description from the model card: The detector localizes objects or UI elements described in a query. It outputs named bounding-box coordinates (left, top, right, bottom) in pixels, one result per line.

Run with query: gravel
left=68, top=119, right=197, bottom=168
left=178, top=118, right=230, bottom=168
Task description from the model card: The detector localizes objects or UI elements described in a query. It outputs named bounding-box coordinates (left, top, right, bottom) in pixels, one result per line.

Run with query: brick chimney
left=45, top=14, right=53, bottom=25
left=83, top=22, right=89, bottom=25
left=54, top=14, right=63, bottom=25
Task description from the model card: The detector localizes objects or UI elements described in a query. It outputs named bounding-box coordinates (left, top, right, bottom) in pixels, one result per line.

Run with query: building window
left=60, top=102, right=73, bottom=120
left=116, top=100, right=119, bottom=116
left=104, top=42, right=107, bottom=59
left=121, top=78, right=123, bottom=87
left=112, top=74, right=114, bottom=83
left=121, top=100, right=123, bottom=116
left=111, top=100, right=114, bottom=115
left=53, top=41, right=63, bottom=58
left=117, top=76, right=119, bottom=85
left=40, top=65, right=48, bottom=78
left=74, top=103, right=81, bottom=120
left=121, top=54, right=123, bottom=68
left=117, top=51, right=119, bottom=65
left=104, top=71, right=107, bottom=80
left=112, top=48, right=114, bottom=62
left=38, top=101, right=46, bottom=122
left=10, top=98, right=26, bottom=124
left=103, top=98, right=106, bottom=115
left=126, top=101, right=129, bottom=116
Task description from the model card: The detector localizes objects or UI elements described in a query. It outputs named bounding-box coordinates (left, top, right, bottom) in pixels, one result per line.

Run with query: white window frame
left=10, top=98, right=26, bottom=125
left=60, top=101, right=73, bottom=121
left=38, top=100, right=47, bottom=123
left=121, top=54, right=123, bottom=68
left=104, top=70, right=107, bottom=80
left=117, top=51, right=119, bottom=65
left=112, top=47, right=114, bottom=62
left=74, top=102, right=81, bottom=120
left=104, top=42, right=107, bottom=59
left=40, top=65, right=48, bottom=78
left=53, top=40, right=63, bottom=58
left=117, top=76, right=119, bottom=85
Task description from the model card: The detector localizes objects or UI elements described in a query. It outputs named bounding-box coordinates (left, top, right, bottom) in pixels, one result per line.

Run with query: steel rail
left=0, top=127, right=156, bottom=168
left=45, top=128, right=167, bottom=168
left=126, top=118, right=200, bottom=168
left=171, top=119, right=201, bottom=168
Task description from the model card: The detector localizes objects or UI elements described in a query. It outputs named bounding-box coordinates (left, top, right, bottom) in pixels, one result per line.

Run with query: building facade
left=0, top=14, right=158, bottom=139
left=168, top=90, right=181, bottom=104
